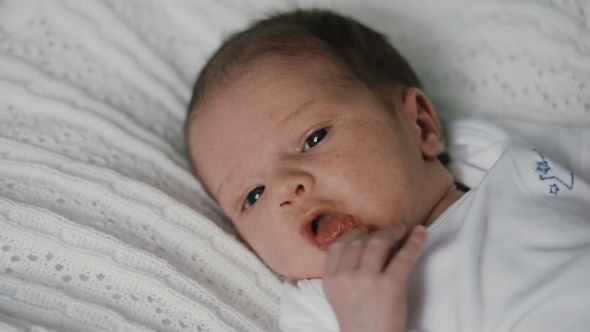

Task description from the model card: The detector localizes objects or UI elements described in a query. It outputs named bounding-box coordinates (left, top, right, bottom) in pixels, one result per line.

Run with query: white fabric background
left=0, top=0, right=589, bottom=331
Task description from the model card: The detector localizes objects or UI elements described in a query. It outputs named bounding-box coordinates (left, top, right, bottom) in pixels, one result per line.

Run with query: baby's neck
left=423, top=184, right=465, bottom=227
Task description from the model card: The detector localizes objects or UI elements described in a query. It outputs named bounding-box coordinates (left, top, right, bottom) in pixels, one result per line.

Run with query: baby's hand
left=323, top=224, right=427, bottom=332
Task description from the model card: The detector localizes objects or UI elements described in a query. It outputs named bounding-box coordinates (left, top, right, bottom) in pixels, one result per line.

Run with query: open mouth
left=309, top=213, right=356, bottom=251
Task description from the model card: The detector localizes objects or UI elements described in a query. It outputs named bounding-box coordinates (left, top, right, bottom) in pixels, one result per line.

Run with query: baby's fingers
left=358, top=223, right=407, bottom=273
left=384, top=226, right=427, bottom=279
left=324, top=227, right=368, bottom=276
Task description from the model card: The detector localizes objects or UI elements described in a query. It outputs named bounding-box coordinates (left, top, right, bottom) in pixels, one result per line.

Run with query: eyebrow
left=216, top=174, right=232, bottom=207
left=276, top=98, right=315, bottom=127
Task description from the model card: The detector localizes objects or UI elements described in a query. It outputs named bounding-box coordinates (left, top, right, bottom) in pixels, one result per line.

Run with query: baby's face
left=188, top=58, right=442, bottom=279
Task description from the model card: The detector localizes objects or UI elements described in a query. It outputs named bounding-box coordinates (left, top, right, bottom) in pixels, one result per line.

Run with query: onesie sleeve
left=279, top=279, right=340, bottom=332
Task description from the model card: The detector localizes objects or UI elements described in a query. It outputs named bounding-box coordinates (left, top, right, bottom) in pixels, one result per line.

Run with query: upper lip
left=298, top=206, right=357, bottom=245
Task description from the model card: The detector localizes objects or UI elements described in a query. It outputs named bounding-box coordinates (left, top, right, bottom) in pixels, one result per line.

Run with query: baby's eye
left=303, top=128, right=328, bottom=151
left=244, top=186, right=265, bottom=209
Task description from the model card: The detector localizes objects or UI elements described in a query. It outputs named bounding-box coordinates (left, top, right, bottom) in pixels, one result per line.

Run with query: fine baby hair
left=186, top=9, right=421, bottom=129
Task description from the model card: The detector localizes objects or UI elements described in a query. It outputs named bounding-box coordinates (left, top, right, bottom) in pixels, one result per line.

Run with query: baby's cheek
left=342, top=156, right=380, bottom=194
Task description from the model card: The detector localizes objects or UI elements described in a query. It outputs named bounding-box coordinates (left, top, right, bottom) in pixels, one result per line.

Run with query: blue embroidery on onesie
left=534, top=149, right=575, bottom=196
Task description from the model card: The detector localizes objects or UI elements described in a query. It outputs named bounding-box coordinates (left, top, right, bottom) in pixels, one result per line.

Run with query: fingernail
left=414, top=225, right=426, bottom=232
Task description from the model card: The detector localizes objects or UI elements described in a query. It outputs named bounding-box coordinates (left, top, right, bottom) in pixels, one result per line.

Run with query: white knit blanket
left=0, top=0, right=588, bottom=331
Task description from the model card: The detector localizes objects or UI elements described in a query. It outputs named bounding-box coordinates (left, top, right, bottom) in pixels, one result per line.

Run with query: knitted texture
left=0, top=0, right=589, bottom=331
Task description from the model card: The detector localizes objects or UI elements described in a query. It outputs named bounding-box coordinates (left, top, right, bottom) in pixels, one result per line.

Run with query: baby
left=185, top=9, right=590, bottom=332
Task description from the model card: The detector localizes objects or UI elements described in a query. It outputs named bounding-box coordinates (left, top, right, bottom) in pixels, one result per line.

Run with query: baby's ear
left=401, top=88, right=445, bottom=159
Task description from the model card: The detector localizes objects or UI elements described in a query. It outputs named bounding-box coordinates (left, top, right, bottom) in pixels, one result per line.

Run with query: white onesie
left=280, top=143, right=590, bottom=331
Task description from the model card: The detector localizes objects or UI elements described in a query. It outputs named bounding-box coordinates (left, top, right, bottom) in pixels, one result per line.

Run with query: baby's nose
left=272, top=171, right=313, bottom=208
left=279, top=184, right=305, bottom=207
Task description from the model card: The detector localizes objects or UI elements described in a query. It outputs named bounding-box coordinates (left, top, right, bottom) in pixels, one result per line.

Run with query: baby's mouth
left=311, top=214, right=356, bottom=251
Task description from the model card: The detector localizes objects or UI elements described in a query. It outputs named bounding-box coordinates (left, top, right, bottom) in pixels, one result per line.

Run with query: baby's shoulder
left=490, top=146, right=579, bottom=195
left=477, top=144, right=589, bottom=219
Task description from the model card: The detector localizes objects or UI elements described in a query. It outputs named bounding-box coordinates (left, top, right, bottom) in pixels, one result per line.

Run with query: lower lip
left=316, top=215, right=357, bottom=251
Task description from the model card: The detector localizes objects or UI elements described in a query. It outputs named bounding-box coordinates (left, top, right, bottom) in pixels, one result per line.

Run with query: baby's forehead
left=237, top=54, right=358, bottom=92
left=189, top=59, right=341, bottom=152
left=189, top=59, right=393, bottom=146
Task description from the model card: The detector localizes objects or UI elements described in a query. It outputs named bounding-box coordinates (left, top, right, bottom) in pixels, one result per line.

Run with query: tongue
left=316, top=215, right=356, bottom=250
